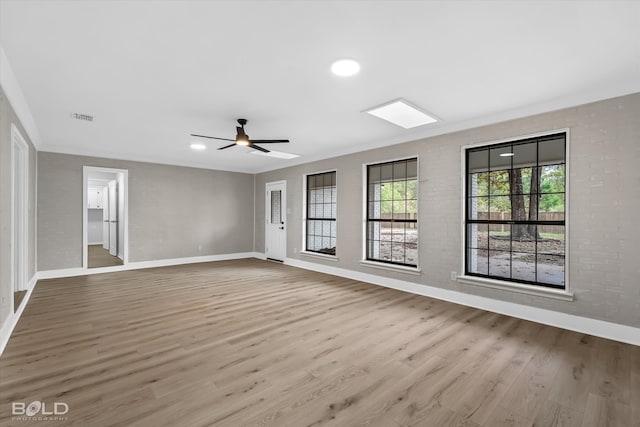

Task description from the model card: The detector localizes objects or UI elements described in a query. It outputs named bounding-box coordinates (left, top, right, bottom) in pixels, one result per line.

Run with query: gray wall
left=37, top=153, right=255, bottom=270
left=255, top=93, right=640, bottom=328
left=0, top=85, right=37, bottom=326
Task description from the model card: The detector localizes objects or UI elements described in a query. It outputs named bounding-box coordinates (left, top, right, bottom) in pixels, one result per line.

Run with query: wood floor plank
left=497, top=326, right=568, bottom=420
left=589, top=336, right=631, bottom=404
left=531, top=399, right=583, bottom=427
left=0, top=258, right=636, bottom=427
left=547, top=334, right=597, bottom=414
left=581, top=393, right=630, bottom=427
left=482, top=404, right=533, bottom=427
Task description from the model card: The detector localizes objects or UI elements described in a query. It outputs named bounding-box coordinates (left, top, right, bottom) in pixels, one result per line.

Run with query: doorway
left=265, top=181, right=286, bottom=261
left=11, top=124, right=28, bottom=312
left=83, top=166, right=128, bottom=269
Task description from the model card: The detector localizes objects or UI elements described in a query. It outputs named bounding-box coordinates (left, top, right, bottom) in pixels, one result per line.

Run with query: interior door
left=102, top=184, right=110, bottom=250
left=108, top=180, right=118, bottom=256
left=265, top=181, right=286, bottom=261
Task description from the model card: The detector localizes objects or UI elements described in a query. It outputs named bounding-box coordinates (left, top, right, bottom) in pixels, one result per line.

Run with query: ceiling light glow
left=363, top=99, right=438, bottom=129
left=190, top=143, right=206, bottom=150
left=331, top=59, right=360, bottom=77
left=236, top=139, right=250, bottom=146
left=499, top=152, right=515, bottom=157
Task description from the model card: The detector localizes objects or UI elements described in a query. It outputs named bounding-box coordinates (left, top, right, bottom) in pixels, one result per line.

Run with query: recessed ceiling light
left=190, top=143, right=206, bottom=150
left=499, top=152, right=515, bottom=157
left=363, top=99, right=438, bottom=129
left=331, top=59, right=360, bottom=77
left=249, top=150, right=300, bottom=160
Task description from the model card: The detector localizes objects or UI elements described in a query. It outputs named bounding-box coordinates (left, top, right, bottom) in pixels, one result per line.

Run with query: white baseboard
left=0, top=274, right=38, bottom=357
left=36, top=252, right=261, bottom=280
left=279, top=255, right=640, bottom=346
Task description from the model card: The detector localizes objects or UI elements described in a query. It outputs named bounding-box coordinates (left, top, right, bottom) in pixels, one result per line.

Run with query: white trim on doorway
left=265, top=180, right=287, bottom=262
left=11, top=124, right=29, bottom=296
left=82, top=166, right=129, bottom=270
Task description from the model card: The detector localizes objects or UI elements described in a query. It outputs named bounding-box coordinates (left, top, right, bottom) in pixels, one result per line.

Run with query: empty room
left=0, top=1, right=639, bottom=426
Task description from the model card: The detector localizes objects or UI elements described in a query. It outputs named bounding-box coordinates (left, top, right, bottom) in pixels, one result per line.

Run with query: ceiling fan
left=191, top=119, right=289, bottom=153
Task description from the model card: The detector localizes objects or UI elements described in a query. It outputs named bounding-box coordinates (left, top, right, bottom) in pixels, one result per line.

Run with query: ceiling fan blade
left=191, top=134, right=235, bottom=142
left=250, top=139, right=290, bottom=144
left=218, top=143, right=237, bottom=150
left=250, top=144, right=270, bottom=153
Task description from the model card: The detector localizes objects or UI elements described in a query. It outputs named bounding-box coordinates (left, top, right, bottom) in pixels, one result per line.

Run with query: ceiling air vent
left=70, top=112, right=94, bottom=122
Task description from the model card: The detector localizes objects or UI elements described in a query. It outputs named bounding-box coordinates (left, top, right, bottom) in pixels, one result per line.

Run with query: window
left=366, top=158, right=418, bottom=267
left=305, top=171, right=336, bottom=255
left=465, top=133, right=566, bottom=289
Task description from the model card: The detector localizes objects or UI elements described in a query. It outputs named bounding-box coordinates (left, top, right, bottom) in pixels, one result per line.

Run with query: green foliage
left=379, top=179, right=418, bottom=214
left=539, top=165, right=565, bottom=212
left=472, top=164, right=564, bottom=213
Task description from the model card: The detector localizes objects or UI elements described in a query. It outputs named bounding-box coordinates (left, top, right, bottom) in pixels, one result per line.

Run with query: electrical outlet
left=450, top=271, right=457, bottom=281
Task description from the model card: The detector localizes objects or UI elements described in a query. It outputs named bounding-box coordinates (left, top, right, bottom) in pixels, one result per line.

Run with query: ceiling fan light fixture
left=190, top=143, right=206, bottom=150
left=331, top=59, right=360, bottom=77
left=192, top=118, right=290, bottom=153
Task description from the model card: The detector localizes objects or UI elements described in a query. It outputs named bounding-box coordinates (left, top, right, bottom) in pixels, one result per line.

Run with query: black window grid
left=465, top=133, right=566, bottom=289
left=306, top=172, right=336, bottom=255
left=366, top=158, right=418, bottom=267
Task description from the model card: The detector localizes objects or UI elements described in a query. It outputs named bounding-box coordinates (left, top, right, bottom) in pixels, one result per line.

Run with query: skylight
left=364, top=99, right=438, bottom=129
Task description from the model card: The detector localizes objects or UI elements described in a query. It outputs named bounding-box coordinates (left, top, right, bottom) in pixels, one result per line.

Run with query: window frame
left=362, top=156, right=420, bottom=270
left=302, top=169, right=338, bottom=259
left=460, top=129, right=571, bottom=297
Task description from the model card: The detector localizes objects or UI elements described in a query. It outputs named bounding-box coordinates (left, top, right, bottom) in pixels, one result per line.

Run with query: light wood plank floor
left=0, top=259, right=637, bottom=426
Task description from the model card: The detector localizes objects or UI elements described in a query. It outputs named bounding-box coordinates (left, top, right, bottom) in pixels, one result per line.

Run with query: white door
left=108, top=180, right=118, bottom=256
left=102, top=184, right=110, bottom=250
left=265, top=181, right=286, bottom=261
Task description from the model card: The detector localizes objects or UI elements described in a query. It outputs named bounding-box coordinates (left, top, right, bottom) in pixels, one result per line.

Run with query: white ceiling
left=1, top=1, right=639, bottom=174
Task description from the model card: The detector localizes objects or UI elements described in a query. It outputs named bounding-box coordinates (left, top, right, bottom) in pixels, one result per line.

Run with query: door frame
left=265, top=180, right=287, bottom=261
left=11, top=124, right=29, bottom=296
left=83, top=166, right=129, bottom=270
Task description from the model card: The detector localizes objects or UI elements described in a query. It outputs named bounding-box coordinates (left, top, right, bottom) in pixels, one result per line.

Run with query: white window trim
left=359, top=260, right=422, bottom=275
left=361, top=155, right=420, bottom=271
left=459, top=128, right=571, bottom=299
left=300, top=250, right=339, bottom=262
left=302, top=169, right=338, bottom=258
left=457, top=275, right=573, bottom=301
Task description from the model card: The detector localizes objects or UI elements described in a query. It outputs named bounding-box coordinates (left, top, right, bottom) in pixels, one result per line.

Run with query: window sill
left=359, top=260, right=421, bottom=276
left=300, top=251, right=339, bottom=262
left=456, top=275, right=574, bottom=301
